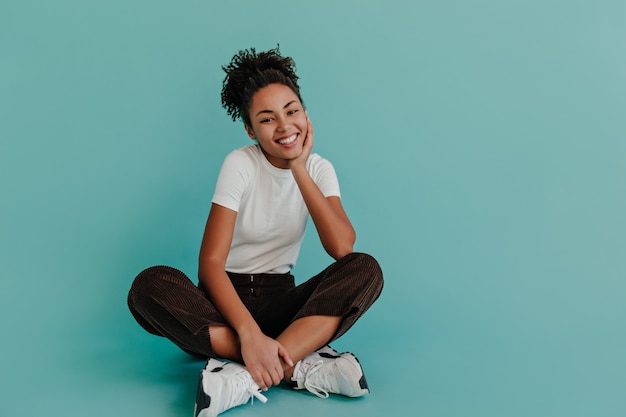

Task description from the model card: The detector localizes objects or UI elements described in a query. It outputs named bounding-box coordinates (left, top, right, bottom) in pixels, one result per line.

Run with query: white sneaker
left=291, top=346, right=370, bottom=398
left=194, top=358, right=268, bottom=417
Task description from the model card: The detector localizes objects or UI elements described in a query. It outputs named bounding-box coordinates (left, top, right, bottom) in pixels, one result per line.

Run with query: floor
left=3, top=278, right=625, bottom=417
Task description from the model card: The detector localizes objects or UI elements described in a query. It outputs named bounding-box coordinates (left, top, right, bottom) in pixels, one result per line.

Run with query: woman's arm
left=198, top=204, right=257, bottom=336
left=289, top=116, right=356, bottom=259
left=198, top=203, right=292, bottom=389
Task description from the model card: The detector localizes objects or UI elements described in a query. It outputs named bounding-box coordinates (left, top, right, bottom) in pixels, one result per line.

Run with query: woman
left=128, top=46, right=383, bottom=417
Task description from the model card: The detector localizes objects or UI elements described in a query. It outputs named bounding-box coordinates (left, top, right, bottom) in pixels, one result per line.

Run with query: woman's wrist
left=236, top=321, right=263, bottom=340
left=290, top=163, right=310, bottom=181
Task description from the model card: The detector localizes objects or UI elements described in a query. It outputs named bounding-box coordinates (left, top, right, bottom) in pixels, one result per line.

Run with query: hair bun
left=221, top=46, right=301, bottom=124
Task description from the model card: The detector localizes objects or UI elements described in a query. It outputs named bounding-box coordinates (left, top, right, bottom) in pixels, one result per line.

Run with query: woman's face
left=245, top=83, right=307, bottom=169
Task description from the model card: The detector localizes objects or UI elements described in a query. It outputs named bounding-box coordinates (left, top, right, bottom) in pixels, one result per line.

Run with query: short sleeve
left=211, top=150, right=252, bottom=212
left=308, top=154, right=341, bottom=198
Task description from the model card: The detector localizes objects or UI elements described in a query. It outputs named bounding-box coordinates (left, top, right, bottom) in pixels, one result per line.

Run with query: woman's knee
left=130, top=266, right=158, bottom=296
left=340, top=252, right=384, bottom=293
left=128, top=265, right=189, bottom=311
left=347, top=252, right=383, bottom=278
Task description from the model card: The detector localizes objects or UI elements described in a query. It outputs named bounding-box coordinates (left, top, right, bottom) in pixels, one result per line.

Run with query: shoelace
left=301, top=360, right=332, bottom=399
left=249, top=386, right=268, bottom=404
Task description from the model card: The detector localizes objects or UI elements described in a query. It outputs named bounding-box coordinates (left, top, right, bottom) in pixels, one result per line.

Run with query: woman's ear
left=245, top=124, right=256, bottom=140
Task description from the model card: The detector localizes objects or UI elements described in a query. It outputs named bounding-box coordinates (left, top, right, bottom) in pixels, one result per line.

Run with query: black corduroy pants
left=127, top=252, right=383, bottom=357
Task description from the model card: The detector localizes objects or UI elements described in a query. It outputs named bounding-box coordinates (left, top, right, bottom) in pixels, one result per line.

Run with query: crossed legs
left=210, top=315, right=342, bottom=382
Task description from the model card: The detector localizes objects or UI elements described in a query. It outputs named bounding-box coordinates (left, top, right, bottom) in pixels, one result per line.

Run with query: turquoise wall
left=1, top=1, right=625, bottom=416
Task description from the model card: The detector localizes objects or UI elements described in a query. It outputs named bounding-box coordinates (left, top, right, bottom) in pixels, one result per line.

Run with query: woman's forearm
left=291, top=166, right=355, bottom=259
left=199, top=262, right=261, bottom=336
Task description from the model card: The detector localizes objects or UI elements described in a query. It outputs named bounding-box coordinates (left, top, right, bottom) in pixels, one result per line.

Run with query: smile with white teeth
left=277, top=133, right=297, bottom=145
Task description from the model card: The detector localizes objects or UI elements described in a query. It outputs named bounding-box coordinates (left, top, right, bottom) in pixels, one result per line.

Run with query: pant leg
left=252, top=252, right=384, bottom=341
left=127, top=265, right=227, bottom=357
left=127, top=253, right=384, bottom=355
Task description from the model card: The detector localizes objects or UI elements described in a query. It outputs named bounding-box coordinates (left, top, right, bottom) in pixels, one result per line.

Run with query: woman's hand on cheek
left=303, top=113, right=314, bottom=157
left=289, top=113, right=314, bottom=171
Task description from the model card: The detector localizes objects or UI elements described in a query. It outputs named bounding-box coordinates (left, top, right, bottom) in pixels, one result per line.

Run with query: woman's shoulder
left=307, top=152, right=335, bottom=171
left=216, top=145, right=261, bottom=184
left=221, top=144, right=263, bottom=168
left=225, top=144, right=261, bottom=160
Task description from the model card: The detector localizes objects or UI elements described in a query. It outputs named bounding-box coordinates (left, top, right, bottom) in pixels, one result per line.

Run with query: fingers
left=249, top=368, right=269, bottom=391
left=266, top=365, right=283, bottom=388
left=240, top=337, right=291, bottom=390
left=306, top=116, right=314, bottom=141
left=249, top=365, right=284, bottom=390
left=249, top=368, right=267, bottom=390
left=278, top=344, right=294, bottom=368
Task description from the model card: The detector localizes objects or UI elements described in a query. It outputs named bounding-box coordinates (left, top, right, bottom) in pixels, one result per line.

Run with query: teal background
left=1, top=1, right=625, bottom=416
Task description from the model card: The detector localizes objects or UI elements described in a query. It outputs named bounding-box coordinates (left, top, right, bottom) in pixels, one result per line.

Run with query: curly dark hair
left=221, top=46, right=303, bottom=126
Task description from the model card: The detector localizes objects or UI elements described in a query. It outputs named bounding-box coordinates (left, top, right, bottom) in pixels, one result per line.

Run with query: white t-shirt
left=211, top=144, right=341, bottom=274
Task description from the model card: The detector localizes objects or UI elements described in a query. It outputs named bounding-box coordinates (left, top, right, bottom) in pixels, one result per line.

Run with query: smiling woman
left=245, top=83, right=308, bottom=169
left=126, top=46, right=384, bottom=417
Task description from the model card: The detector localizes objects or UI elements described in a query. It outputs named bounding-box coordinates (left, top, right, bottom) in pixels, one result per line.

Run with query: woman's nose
left=275, top=116, right=288, bottom=131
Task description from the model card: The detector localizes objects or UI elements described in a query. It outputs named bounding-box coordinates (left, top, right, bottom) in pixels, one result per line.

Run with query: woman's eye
left=260, top=118, right=272, bottom=123
left=288, top=109, right=299, bottom=115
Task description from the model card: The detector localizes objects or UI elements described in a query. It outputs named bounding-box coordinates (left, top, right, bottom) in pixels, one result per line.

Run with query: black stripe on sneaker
left=318, top=352, right=340, bottom=359
left=359, top=374, right=369, bottom=391
left=195, top=372, right=211, bottom=417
